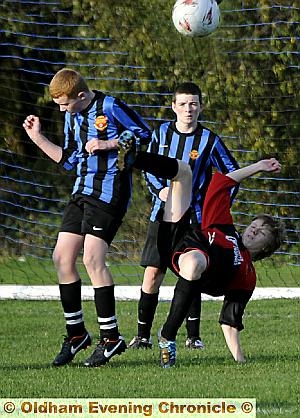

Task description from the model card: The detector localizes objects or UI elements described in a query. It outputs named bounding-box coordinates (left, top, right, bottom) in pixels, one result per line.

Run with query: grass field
left=1, top=299, right=299, bottom=417
left=1, top=256, right=299, bottom=287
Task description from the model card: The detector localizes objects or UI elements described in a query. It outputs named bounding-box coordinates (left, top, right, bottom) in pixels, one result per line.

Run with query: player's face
left=172, top=94, right=202, bottom=130
left=242, top=219, right=273, bottom=255
left=53, top=93, right=85, bottom=114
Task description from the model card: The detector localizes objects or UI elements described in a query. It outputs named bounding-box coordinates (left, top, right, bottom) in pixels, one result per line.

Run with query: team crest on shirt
left=94, top=115, right=108, bottom=131
left=189, top=150, right=199, bottom=160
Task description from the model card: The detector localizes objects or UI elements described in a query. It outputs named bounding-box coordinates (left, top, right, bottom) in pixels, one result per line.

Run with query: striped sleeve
left=211, top=136, right=240, bottom=200
left=111, top=98, right=151, bottom=145
left=60, top=115, right=78, bottom=171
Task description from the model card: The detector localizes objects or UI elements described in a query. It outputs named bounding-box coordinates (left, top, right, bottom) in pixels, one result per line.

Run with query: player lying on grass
left=118, top=135, right=283, bottom=368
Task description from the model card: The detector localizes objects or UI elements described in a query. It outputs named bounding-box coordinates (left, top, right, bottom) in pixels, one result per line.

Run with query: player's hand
left=159, top=187, right=170, bottom=202
left=23, top=115, right=41, bottom=141
left=85, top=138, right=118, bottom=154
left=259, top=158, right=281, bottom=173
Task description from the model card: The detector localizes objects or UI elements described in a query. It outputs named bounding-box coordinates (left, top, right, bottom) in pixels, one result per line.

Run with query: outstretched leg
left=118, top=134, right=192, bottom=221
left=132, top=152, right=192, bottom=221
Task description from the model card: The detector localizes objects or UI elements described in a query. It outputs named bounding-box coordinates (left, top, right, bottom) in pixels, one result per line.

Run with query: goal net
left=0, top=0, right=299, bottom=300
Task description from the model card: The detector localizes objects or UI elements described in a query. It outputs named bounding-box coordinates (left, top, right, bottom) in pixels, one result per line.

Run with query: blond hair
left=49, top=68, right=89, bottom=99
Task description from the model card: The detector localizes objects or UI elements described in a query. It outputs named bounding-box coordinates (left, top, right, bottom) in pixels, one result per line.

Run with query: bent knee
left=178, top=250, right=207, bottom=280
left=52, top=247, right=64, bottom=268
left=82, top=253, right=103, bottom=271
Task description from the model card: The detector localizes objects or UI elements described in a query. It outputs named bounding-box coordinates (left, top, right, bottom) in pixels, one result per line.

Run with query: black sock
left=94, top=285, right=119, bottom=340
left=161, top=277, right=200, bottom=341
left=185, top=294, right=202, bottom=339
left=133, top=151, right=179, bottom=179
left=59, top=280, right=86, bottom=338
left=137, top=290, right=159, bottom=339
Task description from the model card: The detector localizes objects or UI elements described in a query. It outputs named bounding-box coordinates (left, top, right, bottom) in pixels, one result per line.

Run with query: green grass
left=1, top=256, right=299, bottom=287
left=1, top=299, right=299, bottom=417
left=255, top=261, right=300, bottom=287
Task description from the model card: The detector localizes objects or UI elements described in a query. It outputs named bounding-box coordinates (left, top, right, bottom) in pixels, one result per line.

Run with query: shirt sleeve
left=210, top=136, right=240, bottom=202
left=111, top=98, right=151, bottom=145
left=202, top=172, right=238, bottom=229
left=60, top=116, right=78, bottom=171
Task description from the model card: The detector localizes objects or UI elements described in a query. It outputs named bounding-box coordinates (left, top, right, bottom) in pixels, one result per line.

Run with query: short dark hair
left=251, top=214, right=284, bottom=261
left=172, top=82, right=202, bottom=104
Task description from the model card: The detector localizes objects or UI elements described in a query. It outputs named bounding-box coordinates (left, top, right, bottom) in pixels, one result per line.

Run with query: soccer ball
left=172, top=0, right=220, bottom=37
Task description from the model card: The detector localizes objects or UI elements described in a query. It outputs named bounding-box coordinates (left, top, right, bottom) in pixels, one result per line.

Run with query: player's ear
left=77, top=91, right=86, bottom=100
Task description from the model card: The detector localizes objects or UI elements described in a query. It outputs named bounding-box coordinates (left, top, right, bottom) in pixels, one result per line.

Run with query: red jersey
left=201, top=173, right=256, bottom=291
left=170, top=172, right=256, bottom=296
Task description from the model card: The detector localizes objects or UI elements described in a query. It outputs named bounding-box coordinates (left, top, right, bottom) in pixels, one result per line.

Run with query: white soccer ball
left=172, top=0, right=220, bottom=37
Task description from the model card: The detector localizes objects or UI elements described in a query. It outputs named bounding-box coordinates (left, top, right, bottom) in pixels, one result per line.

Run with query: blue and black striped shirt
left=145, top=121, right=239, bottom=223
left=60, top=90, right=151, bottom=209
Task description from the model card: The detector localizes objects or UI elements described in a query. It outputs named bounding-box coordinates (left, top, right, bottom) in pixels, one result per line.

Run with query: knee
left=52, top=246, right=64, bottom=269
left=82, top=253, right=95, bottom=271
left=179, top=251, right=207, bottom=281
left=52, top=247, right=75, bottom=278
left=82, top=252, right=106, bottom=273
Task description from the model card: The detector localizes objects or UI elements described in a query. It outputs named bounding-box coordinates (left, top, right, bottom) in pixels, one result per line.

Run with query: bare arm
left=221, top=324, right=246, bottom=363
left=226, top=158, right=281, bottom=183
left=23, top=115, right=62, bottom=163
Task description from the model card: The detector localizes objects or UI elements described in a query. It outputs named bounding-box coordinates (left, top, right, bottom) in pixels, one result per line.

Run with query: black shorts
left=140, top=220, right=167, bottom=272
left=140, top=210, right=195, bottom=272
left=158, top=215, right=207, bottom=276
left=60, top=194, right=125, bottom=246
left=219, top=290, right=253, bottom=331
left=147, top=210, right=193, bottom=272
left=162, top=221, right=248, bottom=297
